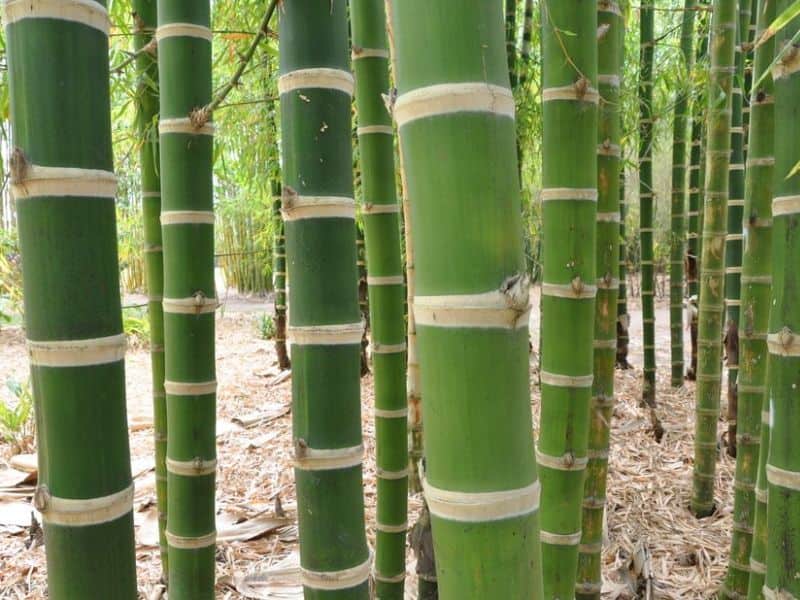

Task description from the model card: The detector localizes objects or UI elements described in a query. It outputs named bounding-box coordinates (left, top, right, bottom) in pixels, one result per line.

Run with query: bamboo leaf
left=756, top=0, right=800, bottom=47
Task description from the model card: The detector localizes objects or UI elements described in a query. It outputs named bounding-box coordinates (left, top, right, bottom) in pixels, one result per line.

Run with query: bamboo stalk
left=506, top=0, right=519, bottom=90
left=133, top=0, right=168, bottom=576
left=5, top=0, right=137, bottom=594
left=724, top=2, right=747, bottom=459
left=691, top=0, right=738, bottom=518
left=670, top=0, right=697, bottom=388
left=640, top=0, right=657, bottom=406
left=539, top=0, right=598, bottom=596
left=272, top=181, right=290, bottom=370
left=388, top=1, right=543, bottom=596
left=157, top=1, right=217, bottom=596
left=576, top=1, right=624, bottom=597
left=351, top=1, right=408, bottom=595
left=618, top=170, right=632, bottom=369
left=724, top=0, right=774, bottom=593
left=279, top=2, right=370, bottom=597
left=763, top=0, right=800, bottom=594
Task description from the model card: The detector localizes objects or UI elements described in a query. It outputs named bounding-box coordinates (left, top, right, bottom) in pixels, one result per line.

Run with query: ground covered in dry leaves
left=0, top=289, right=735, bottom=599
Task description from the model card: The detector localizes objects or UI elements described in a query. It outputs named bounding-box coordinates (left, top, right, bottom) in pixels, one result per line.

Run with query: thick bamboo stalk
left=539, top=1, right=597, bottom=597
left=724, top=6, right=747, bottom=459
left=763, top=0, right=800, bottom=594
left=388, top=1, right=543, bottom=596
left=576, top=1, right=623, bottom=597
left=278, top=2, right=370, bottom=597
left=157, top=2, right=217, bottom=597
left=4, top=0, right=137, bottom=595
left=691, top=0, right=738, bottom=518
left=133, top=0, right=168, bottom=576
left=351, top=1, right=408, bottom=595
left=670, top=0, right=697, bottom=388
left=639, top=0, right=657, bottom=406
left=724, top=0, right=774, bottom=593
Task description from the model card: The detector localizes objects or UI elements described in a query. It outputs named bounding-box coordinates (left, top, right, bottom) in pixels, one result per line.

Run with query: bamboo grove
left=2, top=0, right=800, bottom=598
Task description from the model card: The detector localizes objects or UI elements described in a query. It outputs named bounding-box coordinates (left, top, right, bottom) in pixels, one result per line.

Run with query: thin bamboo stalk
left=272, top=182, right=290, bottom=370
left=506, top=0, right=519, bottom=89
left=724, top=3, right=746, bottom=459
left=691, top=0, right=738, bottom=518
left=388, top=1, right=543, bottom=596
left=279, top=2, right=370, bottom=597
left=724, top=0, right=774, bottom=593
left=351, top=2, right=408, bottom=595
left=133, top=0, right=168, bottom=576
left=5, top=0, right=137, bottom=594
left=539, top=0, right=598, bottom=596
left=618, top=170, right=632, bottom=369
left=576, top=1, right=624, bottom=597
left=639, top=0, right=657, bottom=406
left=763, top=0, right=800, bottom=594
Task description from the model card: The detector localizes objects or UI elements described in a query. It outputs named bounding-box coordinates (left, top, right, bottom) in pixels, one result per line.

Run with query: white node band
left=3, top=0, right=109, bottom=34
left=361, top=202, right=400, bottom=215
left=159, top=118, right=215, bottom=136
left=279, top=68, right=354, bottom=96
left=773, top=195, right=800, bottom=216
left=282, top=196, right=356, bottom=221
left=35, top=483, right=133, bottom=527
left=377, top=467, right=409, bottom=480
left=367, top=275, right=404, bottom=286
left=597, top=73, right=621, bottom=86
left=155, top=22, right=211, bottom=41
left=28, top=333, right=126, bottom=367
left=301, top=556, right=371, bottom=591
left=166, top=530, right=216, bottom=549
left=768, top=330, right=800, bottom=356
left=372, top=342, right=407, bottom=354
left=423, top=478, right=540, bottom=523
left=357, top=125, right=393, bottom=136
left=164, top=380, right=217, bottom=395
left=597, top=211, right=621, bottom=222
left=540, top=530, right=582, bottom=545
left=541, top=187, right=598, bottom=202
left=352, top=48, right=389, bottom=59
left=374, top=407, right=408, bottom=419
left=747, top=156, right=775, bottom=167
left=288, top=321, right=365, bottom=345
left=375, top=521, right=407, bottom=534
left=414, top=284, right=530, bottom=330
left=593, top=339, right=617, bottom=350
left=161, top=211, right=214, bottom=225
left=540, top=371, right=593, bottom=388
left=166, top=457, right=216, bottom=477
left=536, top=448, right=588, bottom=471
left=541, top=281, right=597, bottom=299
left=12, top=165, right=116, bottom=200
left=767, top=464, right=800, bottom=491
left=295, top=444, right=363, bottom=471
left=373, top=570, right=406, bottom=583
left=162, top=296, right=218, bottom=314
left=597, top=143, right=622, bottom=157
left=542, top=84, right=600, bottom=104
left=394, top=83, right=514, bottom=127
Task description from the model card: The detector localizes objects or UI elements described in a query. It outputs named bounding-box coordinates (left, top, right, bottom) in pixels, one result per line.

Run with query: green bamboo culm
left=4, top=0, right=138, bottom=597
left=506, top=0, right=518, bottom=89
left=157, top=1, right=217, bottom=596
left=724, top=4, right=747, bottom=459
left=351, top=0, right=408, bottom=595
left=576, top=1, right=623, bottom=597
left=278, top=2, right=370, bottom=597
left=618, top=170, right=631, bottom=369
left=763, top=0, right=800, bottom=594
left=639, top=0, right=657, bottom=406
left=388, top=1, right=543, bottom=596
left=725, top=0, right=775, bottom=593
left=691, top=0, right=738, bottom=518
left=539, top=0, right=597, bottom=597
left=519, top=0, right=535, bottom=87
left=670, top=0, right=697, bottom=388
left=133, top=0, right=168, bottom=576
left=272, top=186, right=291, bottom=370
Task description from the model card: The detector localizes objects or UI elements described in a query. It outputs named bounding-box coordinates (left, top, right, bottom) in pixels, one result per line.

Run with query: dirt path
left=0, top=287, right=735, bottom=599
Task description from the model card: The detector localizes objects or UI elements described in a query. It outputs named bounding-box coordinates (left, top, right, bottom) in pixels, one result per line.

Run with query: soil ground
left=0, top=282, right=736, bottom=599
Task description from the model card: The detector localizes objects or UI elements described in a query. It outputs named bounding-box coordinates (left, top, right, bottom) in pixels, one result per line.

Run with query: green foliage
left=1, top=379, right=33, bottom=444
left=0, top=228, right=22, bottom=323
left=257, top=313, right=276, bottom=340
left=123, top=306, right=150, bottom=344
